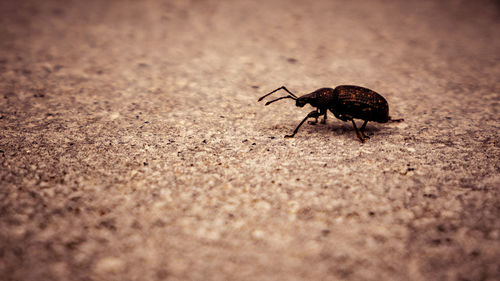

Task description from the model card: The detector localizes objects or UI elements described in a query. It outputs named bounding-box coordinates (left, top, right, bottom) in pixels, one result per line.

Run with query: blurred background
left=1, top=0, right=499, bottom=280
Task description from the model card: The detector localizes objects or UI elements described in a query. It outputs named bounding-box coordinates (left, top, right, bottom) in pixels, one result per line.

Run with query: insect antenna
left=265, top=96, right=296, bottom=106
left=258, top=86, right=297, bottom=102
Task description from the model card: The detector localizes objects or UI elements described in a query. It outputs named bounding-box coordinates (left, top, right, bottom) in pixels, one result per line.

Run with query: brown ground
left=1, top=0, right=499, bottom=280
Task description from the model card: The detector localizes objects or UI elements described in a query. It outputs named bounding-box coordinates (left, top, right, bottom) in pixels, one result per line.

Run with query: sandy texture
left=1, top=0, right=499, bottom=280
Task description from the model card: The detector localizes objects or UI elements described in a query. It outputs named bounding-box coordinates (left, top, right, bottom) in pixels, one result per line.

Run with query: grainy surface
left=1, top=0, right=499, bottom=280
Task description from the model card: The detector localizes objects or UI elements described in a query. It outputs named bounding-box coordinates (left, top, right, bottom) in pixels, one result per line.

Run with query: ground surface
left=1, top=0, right=499, bottom=280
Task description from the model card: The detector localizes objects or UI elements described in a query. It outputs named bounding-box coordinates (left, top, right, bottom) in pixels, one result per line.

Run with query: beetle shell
left=332, top=85, right=389, bottom=123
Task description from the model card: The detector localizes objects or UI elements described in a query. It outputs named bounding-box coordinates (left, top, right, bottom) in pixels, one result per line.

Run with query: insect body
left=258, top=85, right=403, bottom=142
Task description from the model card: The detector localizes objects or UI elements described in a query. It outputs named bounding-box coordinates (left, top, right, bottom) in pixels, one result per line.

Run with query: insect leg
left=360, top=120, right=368, bottom=132
left=334, top=113, right=349, bottom=122
left=285, top=110, right=321, bottom=138
left=307, top=108, right=320, bottom=125
left=321, top=111, right=327, bottom=124
left=351, top=119, right=366, bottom=143
left=360, top=120, right=370, bottom=139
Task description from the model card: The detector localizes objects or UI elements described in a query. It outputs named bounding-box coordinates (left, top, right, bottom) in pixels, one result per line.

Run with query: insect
left=258, top=85, right=403, bottom=142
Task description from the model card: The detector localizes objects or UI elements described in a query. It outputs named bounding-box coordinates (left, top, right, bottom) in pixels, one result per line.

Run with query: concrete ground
left=1, top=0, right=499, bottom=280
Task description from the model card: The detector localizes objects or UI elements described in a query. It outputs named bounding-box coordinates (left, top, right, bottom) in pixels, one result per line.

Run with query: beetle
left=258, top=85, right=403, bottom=142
